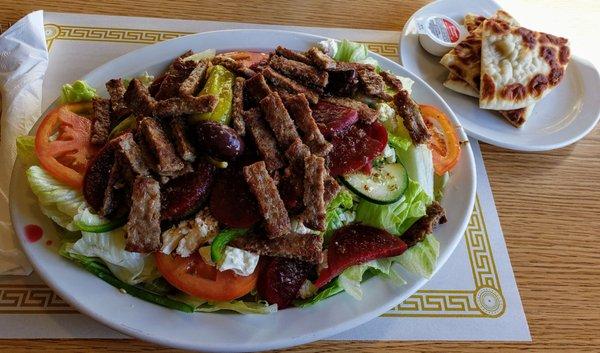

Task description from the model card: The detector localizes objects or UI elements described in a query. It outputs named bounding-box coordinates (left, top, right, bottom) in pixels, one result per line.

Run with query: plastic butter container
left=416, top=15, right=466, bottom=56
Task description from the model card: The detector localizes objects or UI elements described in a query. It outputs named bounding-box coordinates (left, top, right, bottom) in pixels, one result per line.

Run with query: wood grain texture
left=1, top=0, right=599, bottom=352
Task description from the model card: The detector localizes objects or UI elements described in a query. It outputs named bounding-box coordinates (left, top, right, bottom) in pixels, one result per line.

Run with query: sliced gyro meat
left=126, top=176, right=162, bottom=253
left=90, top=98, right=112, bottom=146
left=269, top=55, right=329, bottom=88
left=212, top=55, right=256, bottom=78
left=402, top=201, right=447, bottom=247
left=244, top=109, right=285, bottom=173
left=243, top=161, right=291, bottom=239
left=123, top=78, right=156, bottom=117
left=138, top=117, right=185, bottom=175
left=155, top=58, right=198, bottom=100
left=244, top=74, right=272, bottom=104
left=232, top=231, right=323, bottom=264
left=355, top=66, right=392, bottom=100
left=393, top=89, right=431, bottom=145
left=170, top=117, right=196, bottom=162
left=275, top=46, right=312, bottom=64
left=105, top=78, right=130, bottom=119
left=379, top=71, right=403, bottom=91
left=306, top=47, right=337, bottom=70
left=114, top=132, right=150, bottom=178
left=302, top=155, right=327, bottom=231
left=231, top=77, right=246, bottom=135
left=179, top=60, right=209, bottom=97
left=262, top=67, right=319, bottom=104
left=153, top=95, right=218, bottom=119
left=259, top=92, right=301, bottom=149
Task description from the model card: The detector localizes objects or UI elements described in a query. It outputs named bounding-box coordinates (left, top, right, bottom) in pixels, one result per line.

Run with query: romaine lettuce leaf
left=26, top=166, right=86, bottom=231
left=338, top=258, right=406, bottom=300
left=16, top=135, right=38, bottom=167
left=66, top=228, right=160, bottom=285
left=60, top=80, right=97, bottom=103
left=434, top=172, right=449, bottom=202
left=324, top=189, right=355, bottom=239
left=174, top=294, right=277, bottom=314
left=122, top=72, right=154, bottom=88
left=394, top=234, right=440, bottom=278
left=387, top=132, right=412, bottom=152
left=355, top=179, right=432, bottom=236
left=395, top=144, right=434, bottom=200
left=183, top=49, right=216, bottom=63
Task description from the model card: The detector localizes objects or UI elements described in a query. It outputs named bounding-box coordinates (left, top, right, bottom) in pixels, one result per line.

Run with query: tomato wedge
left=35, top=102, right=98, bottom=189
left=155, top=252, right=258, bottom=302
left=419, top=104, right=461, bottom=175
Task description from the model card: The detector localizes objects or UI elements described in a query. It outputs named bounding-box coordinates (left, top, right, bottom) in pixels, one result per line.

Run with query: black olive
left=195, top=121, right=244, bottom=161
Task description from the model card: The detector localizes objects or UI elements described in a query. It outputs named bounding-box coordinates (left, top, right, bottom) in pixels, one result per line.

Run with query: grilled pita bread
left=479, top=19, right=571, bottom=110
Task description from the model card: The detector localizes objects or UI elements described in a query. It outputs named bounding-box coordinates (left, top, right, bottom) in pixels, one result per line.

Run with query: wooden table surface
left=1, top=0, right=599, bottom=352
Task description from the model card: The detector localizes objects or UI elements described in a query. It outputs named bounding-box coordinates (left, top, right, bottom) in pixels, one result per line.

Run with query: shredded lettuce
left=295, top=280, right=344, bottom=307
left=355, top=179, right=432, bottom=236
left=388, top=133, right=412, bottom=152
left=65, top=229, right=160, bottom=285
left=123, top=72, right=154, bottom=88
left=174, top=294, right=277, bottom=314
left=324, top=39, right=380, bottom=68
left=16, top=135, right=38, bottom=167
left=183, top=49, right=216, bottom=63
left=338, top=259, right=406, bottom=300
left=394, top=234, right=440, bottom=278
left=26, top=166, right=86, bottom=231
left=395, top=144, right=434, bottom=200
left=434, top=172, right=449, bottom=202
left=324, top=189, right=355, bottom=239
left=60, top=80, right=97, bottom=103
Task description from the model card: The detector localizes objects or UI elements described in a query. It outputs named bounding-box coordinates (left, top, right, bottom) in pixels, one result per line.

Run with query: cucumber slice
left=342, top=163, right=408, bottom=205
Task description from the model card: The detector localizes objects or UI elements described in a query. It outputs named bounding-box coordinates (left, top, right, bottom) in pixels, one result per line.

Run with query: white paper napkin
left=0, top=10, right=48, bottom=275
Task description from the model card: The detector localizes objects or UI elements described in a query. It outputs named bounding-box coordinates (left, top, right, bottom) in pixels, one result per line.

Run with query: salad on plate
left=18, top=39, right=462, bottom=314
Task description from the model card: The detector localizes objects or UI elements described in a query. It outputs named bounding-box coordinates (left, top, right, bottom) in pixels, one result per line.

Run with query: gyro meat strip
left=323, top=176, right=341, bottom=205
left=101, top=161, right=127, bottom=218
left=301, top=155, right=327, bottom=231
left=243, top=161, right=291, bottom=238
left=321, top=97, right=378, bottom=123
left=244, top=74, right=272, bottom=104
left=285, top=138, right=311, bottom=167
left=356, top=66, right=392, bottom=100
left=260, top=92, right=301, bottom=149
left=379, top=71, right=403, bottom=91
left=126, top=176, right=162, bottom=253
left=179, top=60, right=209, bottom=97
left=114, top=132, right=150, bottom=177
left=212, top=55, right=256, bottom=78
left=306, top=47, right=337, bottom=70
left=393, top=90, right=431, bottom=145
left=269, top=55, right=329, bottom=88
left=232, top=232, right=323, bottom=264
left=124, top=78, right=156, bottom=117
left=90, top=98, right=112, bottom=146
left=231, top=77, right=246, bottom=135
left=138, top=117, right=185, bottom=174
left=262, top=67, right=319, bottom=104
left=402, top=201, right=447, bottom=247
left=155, top=58, right=198, bottom=100
left=105, top=78, right=130, bottom=118
left=170, top=117, right=196, bottom=162
left=153, top=95, right=218, bottom=119
left=275, top=46, right=312, bottom=64
left=245, top=110, right=285, bottom=173
left=284, top=94, right=331, bottom=156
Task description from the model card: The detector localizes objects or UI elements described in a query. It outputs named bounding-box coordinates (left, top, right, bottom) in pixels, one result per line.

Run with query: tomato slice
left=419, top=105, right=461, bottom=175
left=221, top=51, right=268, bottom=68
left=155, top=252, right=259, bottom=302
left=35, top=102, right=98, bottom=189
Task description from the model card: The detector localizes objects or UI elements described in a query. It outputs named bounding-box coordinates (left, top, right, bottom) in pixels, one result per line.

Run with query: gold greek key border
left=0, top=25, right=502, bottom=318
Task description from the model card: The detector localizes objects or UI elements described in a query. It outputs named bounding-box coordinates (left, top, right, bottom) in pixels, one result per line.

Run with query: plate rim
left=10, top=28, right=477, bottom=352
left=399, top=0, right=600, bottom=152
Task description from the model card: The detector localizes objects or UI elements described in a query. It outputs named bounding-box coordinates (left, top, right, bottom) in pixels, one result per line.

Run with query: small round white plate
left=10, top=29, right=476, bottom=352
left=400, top=0, right=600, bottom=151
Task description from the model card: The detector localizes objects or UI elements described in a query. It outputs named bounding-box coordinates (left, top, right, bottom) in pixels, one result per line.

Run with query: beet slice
left=328, top=121, right=388, bottom=176
left=258, top=257, right=314, bottom=309
left=83, top=142, right=116, bottom=212
left=209, top=167, right=261, bottom=228
left=314, top=224, right=407, bottom=288
left=312, top=101, right=359, bottom=138
left=161, top=161, right=215, bottom=223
